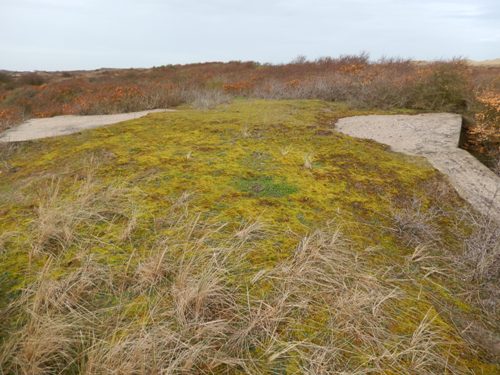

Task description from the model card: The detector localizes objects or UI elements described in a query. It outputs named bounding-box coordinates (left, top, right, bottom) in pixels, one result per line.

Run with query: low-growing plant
left=235, top=175, right=298, bottom=198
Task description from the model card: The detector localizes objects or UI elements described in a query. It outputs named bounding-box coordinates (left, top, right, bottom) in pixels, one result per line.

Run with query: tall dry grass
left=1, top=142, right=499, bottom=371
left=30, top=161, right=128, bottom=258
left=387, top=190, right=500, bottom=359
left=2, top=177, right=494, bottom=373
left=188, top=88, right=232, bottom=110
left=453, top=208, right=500, bottom=322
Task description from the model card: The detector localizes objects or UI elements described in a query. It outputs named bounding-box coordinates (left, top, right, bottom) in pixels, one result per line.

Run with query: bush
left=19, top=73, right=46, bottom=86
left=465, top=91, right=500, bottom=167
left=2, top=57, right=496, bottom=171
left=0, top=72, right=12, bottom=84
left=0, top=58, right=478, bottom=120
left=0, top=107, right=24, bottom=131
left=410, top=61, right=472, bottom=112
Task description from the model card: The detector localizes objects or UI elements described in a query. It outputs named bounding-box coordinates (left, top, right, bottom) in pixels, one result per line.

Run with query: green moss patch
left=235, top=175, right=298, bottom=198
left=0, top=99, right=496, bottom=373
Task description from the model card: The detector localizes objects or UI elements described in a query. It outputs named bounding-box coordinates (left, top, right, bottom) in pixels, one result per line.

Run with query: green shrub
left=19, top=73, right=46, bottom=86
left=0, top=72, right=12, bottom=84
left=410, top=62, right=472, bottom=112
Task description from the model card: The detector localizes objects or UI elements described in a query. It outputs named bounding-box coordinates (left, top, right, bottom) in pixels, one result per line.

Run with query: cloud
left=0, top=0, right=498, bottom=70
left=421, top=1, right=484, bottom=17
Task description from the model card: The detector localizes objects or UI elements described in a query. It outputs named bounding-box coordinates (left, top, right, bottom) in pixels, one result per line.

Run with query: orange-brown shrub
left=0, top=107, right=23, bottom=132
left=18, top=72, right=46, bottom=86
left=223, top=81, right=254, bottom=94
left=465, top=91, right=500, bottom=166
left=0, top=57, right=476, bottom=121
left=0, top=56, right=497, bottom=167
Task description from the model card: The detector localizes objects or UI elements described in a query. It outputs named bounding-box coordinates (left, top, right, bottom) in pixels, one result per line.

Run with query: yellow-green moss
left=0, top=99, right=495, bottom=372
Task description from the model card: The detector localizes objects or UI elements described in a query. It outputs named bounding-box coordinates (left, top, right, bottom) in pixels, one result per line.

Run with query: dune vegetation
left=0, top=99, right=498, bottom=373
left=0, top=56, right=499, bottom=169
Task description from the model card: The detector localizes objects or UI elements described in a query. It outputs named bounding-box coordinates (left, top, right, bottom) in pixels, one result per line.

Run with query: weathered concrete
left=336, top=113, right=500, bottom=222
left=0, top=109, right=174, bottom=142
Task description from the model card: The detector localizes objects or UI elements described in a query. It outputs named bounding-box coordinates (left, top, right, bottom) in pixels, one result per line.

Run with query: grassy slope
left=0, top=100, right=497, bottom=373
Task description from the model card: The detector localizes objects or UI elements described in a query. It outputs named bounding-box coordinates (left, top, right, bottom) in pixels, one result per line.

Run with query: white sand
left=0, top=109, right=174, bottom=142
left=336, top=113, right=500, bottom=222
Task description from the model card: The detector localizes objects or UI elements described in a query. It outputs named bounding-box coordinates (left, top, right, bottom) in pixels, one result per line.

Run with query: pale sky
left=1, top=0, right=499, bottom=71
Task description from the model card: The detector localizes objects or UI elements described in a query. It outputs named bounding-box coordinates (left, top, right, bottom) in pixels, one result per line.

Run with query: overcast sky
left=1, top=0, right=499, bottom=71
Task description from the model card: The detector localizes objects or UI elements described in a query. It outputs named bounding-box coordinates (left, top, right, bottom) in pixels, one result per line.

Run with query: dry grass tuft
left=120, top=210, right=138, bottom=242
left=303, top=153, right=314, bottom=169
left=30, top=162, right=127, bottom=257
left=391, top=197, right=441, bottom=247
left=31, top=178, right=76, bottom=256
left=2, top=314, right=78, bottom=375
left=1, top=255, right=111, bottom=374
left=0, top=180, right=492, bottom=373
left=234, top=220, right=266, bottom=243
left=134, top=247, right=170, bottom=292
left=279, top=145, right=292, bottom=156
left=454, top=209, right=500, bottom=321
left=172, top=255, right=236, bottom=326
left=241, top=124, right=250, bottom=138
left=0, top=219, right=471, bottom=373
left=0, top=143, right=20, bottom=172
left=463, top=214, right=500, bottom=284
left=24, top=257, right=109, bottom=315
left=390, top=309, right=454, bottom=373
left=154, top=191, right=194, bottom=230
left=190, top=89, right=232, bottom=110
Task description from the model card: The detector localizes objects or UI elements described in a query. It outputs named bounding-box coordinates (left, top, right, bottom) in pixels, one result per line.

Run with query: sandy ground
left=0, top=109, right=173, bottom=142
left=336, top=113, right=500, bottom=223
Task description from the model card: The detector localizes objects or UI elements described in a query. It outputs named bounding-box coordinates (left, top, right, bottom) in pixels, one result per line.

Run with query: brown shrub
left=19, top=73, right=46, bottom=86
left=0, top=56, right=496, bottom=171
left=409, top=61, right=473, bottom=112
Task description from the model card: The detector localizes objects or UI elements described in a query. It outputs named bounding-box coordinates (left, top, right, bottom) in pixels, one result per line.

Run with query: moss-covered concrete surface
left=0, top=100, right=498, bottom=373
